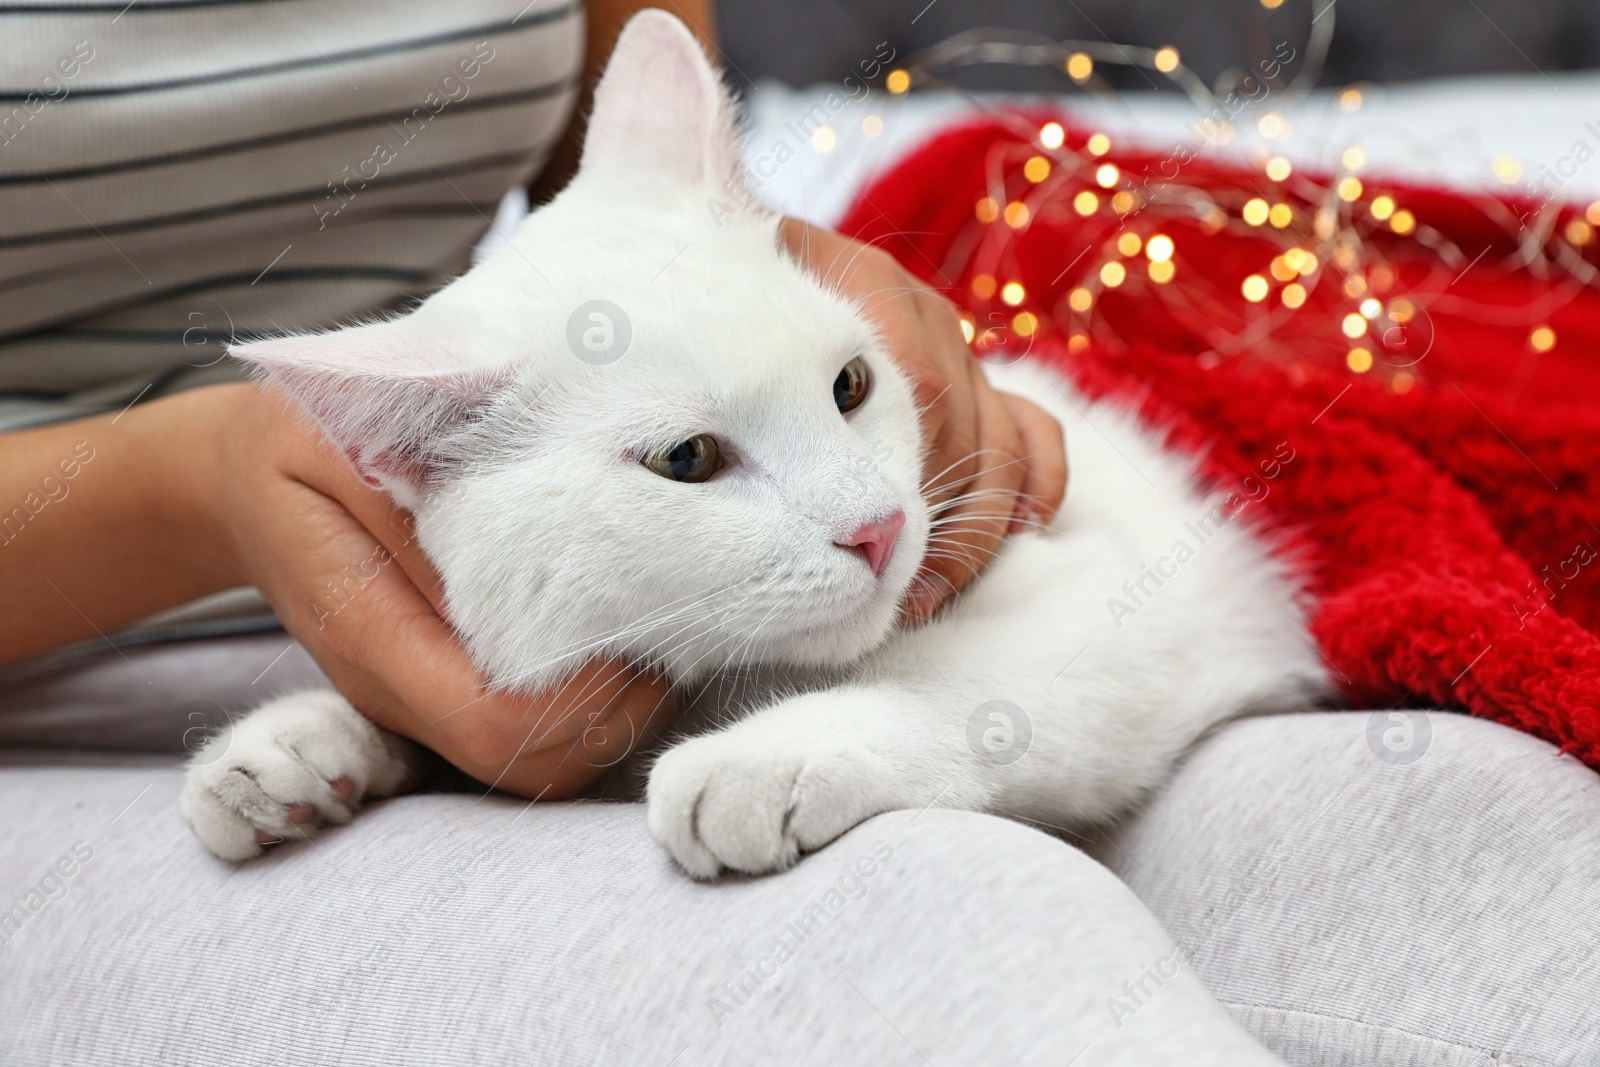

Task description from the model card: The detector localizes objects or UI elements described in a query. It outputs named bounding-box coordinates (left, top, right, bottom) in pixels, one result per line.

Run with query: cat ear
left=231, top=322, right=510, bottom=504
left=579, top=10, right=738, bottom=191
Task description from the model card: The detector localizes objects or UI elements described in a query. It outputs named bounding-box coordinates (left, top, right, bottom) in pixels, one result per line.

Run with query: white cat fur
left=181, top=11, right=1329, bottom=873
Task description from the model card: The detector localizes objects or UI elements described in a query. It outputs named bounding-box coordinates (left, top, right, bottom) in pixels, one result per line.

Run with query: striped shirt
left=0, top=0, right=584, bottom=432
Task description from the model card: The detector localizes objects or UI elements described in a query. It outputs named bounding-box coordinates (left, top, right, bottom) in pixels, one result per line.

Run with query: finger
left=998, top=393, right=1068, bottom=532
left=907, top=289, right=981, bottom=509
left=905, top=372, right=1027, bottom=621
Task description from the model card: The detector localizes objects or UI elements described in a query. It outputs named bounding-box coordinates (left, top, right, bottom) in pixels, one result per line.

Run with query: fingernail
left=255, top=831, right=283, bottom=846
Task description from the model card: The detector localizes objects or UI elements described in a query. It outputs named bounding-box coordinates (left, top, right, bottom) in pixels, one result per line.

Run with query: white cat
left=181, top=12, right=1329, bottom=875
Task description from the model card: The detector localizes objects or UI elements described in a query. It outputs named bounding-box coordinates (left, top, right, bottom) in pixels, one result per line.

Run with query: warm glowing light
left=1024, top=155, right=1051, bottom=183
left=1266, top=156, right=1292, bottom=181
left=1145, top=234, right=1175, bottom=262
left=1588, top=202, right=1600, bottom=226
left=1389, top=298, right=1415, bottom=323
left=1346, top=347, right=1373, bottom=372
left=1068, top=334, right=1090, bottom=354
left=1100, top=261, right=1127, bottom=287
left=1111, top=191, right=1138, bottom=214
left=1392, top=371, right=1415, bottom=394
left=1261, top=0, right=1284, bottom=8
left=1334, top=245, right=1360, bottom=271
left=971, top=274, right=997, bottom=299
left=960, top=316, right=976, bottom=344
left=1068, top=287, right=1094, bottom=313
left=1241, top=274, right=1269, bottom=302
left=1258, top=112, right=1286, bottom=139
left=886, top=70, right=911, bottom=94
left=810, top=126, right=837, bottom=153
left=1338, top=88, right=1363, bottom=113
left=1074, top=191, right=1100, bottom=215
left=1342, top=274, right=1367, bottom=297
left=1201, top=208, right=1227, bottom=234
left=1337, top=177, right=1364, bottom=202
left=1040, top=122, right=1065, bottom=149
left=1004, top=201, right=1030, bottom=228
left=1012, top=311, right=1039, bottom=337
left=862, top=114, right=884, bottom=138
left=1530, top=325, right=1557, bottom=352
left=1314, top=210, right=1337, bottom=238
left=1342, top=313, right=1368, bottom=338
left=1154, top=47, right=1180, bottom=73
left=1116, top=232, right=1143, bottom=257
left=1270, top=256, right=1298, bottom=282
left=1390, top=210, right=1416, bottom=235
left=1001, top=281, right=1027, bottom=306
left=1360, top=298, right=1382, bottom=319
left=1369, top=195, right=1395, bottom=221
left=1342, top=146, right=1366, bottom=171
left=1282, top=283, right=1307, bottom=308
left=1148, top=260, right=1176, bottom=283
left=1243, top=198, right=1270, bottom=226
left=1087, top=133, right=1112, bottom=156
left=974, top=197, right=999, bottom=223
left=1095, top=163, right=1120, bottom=188
left=1067, top=53, right=1094, bottom=81
left=1492, top=155, right=1523, bottom=184
left=1565, top=219, right=1593, bottom=245
left=1269, top=203, right=1293, bottom=228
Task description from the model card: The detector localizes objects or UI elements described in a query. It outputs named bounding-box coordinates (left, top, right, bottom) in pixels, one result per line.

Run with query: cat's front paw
left=180, top=689, right=412, bottom=861
left=646, top=727, right=902, bottom=879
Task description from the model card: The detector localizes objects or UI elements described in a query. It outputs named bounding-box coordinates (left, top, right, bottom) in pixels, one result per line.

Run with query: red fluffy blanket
left=838, top=116, right=1600, bottom=764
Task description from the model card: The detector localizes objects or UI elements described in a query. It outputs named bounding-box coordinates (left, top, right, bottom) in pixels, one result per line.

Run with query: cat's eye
left=642, top=434, right=723, bottom=483
left=834, top=356, right=871, bottom=413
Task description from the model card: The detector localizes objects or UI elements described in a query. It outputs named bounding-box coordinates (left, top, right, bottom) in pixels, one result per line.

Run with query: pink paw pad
left=330, top=777, right=355, bottom=802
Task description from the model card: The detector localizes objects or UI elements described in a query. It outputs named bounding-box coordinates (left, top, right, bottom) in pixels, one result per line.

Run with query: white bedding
left=740, top=73, right=1600, bottom=227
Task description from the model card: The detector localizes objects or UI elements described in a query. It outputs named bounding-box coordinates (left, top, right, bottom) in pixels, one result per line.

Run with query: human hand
left=778, top=218, right=1068, bottom=621
left=203, top=383, right=675, bottom=800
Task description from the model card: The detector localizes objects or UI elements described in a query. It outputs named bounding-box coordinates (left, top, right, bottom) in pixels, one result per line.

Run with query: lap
left=1094, top=710, right=1600, bottom=1066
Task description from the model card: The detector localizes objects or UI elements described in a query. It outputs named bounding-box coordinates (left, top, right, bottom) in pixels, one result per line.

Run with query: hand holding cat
left=778, top=219, right=1068, bottom=621
left=206, top=382, right=675, bottom=800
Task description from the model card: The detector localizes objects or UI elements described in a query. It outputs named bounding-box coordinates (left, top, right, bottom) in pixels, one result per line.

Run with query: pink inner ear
left=580, top=10, right=728, bottom=188
left=231, top=328, right=510, bottom=497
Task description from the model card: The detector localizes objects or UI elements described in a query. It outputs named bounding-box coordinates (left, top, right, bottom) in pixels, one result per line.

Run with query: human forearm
left=0, top=387, right=243, bottom=666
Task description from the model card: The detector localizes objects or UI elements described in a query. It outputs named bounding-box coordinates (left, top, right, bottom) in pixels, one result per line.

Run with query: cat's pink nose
left=837, top=510, right=905, bottom=577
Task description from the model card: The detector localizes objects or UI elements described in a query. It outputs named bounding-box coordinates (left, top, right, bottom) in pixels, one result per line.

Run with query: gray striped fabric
left=0, top=0, right=584, bottom=431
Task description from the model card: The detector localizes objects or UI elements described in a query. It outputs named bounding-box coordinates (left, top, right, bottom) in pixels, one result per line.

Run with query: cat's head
left=232, top=11, right=930, bottom=691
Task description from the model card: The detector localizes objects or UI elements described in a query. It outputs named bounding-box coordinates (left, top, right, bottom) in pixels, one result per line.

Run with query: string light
left=1067, top=53, right=1094, bottom=81
left=1342, top=146, right=1366, bottom=170
left=971, top=274, right=997, bottom=299
left=1068, top=287, right=1094, bottom=313
left=1369, top=195, right=1395, bottom=221
left=1073, top=191, right=1099, bottom=215
left=1360, top=298, right=1382, bottom=319
left=1087, top=133, right=1112, bottom=156
left=1258, top=113, right=1286, bottom=139
left=1145, top=234, right=1175, bottom=262
left=1153, top=47, right=1180, bottom=73
left=1024, top=155, right=1051, bottom=182
left=1110, top=191, right=1138, bottom=213
left=1566, top=219, right=1594, bottom=245
left=1392, top=371, right=1415, bottom=394
left=1116, top=232, right=1143, bottom=257
left=1148, top=260, right=1176, bottom=283
left=1268, top=203, right=1293, bottom=228
left=1101, top=261, right=1127, bottom=287
left=1492, top=156, right=1522, bottom=184
left=1012, top=311, right=1039, bottom=337
left=1390, top=210, right=1416, bottom=235
left=886, top=70, right=911, bottom=94
left=1266, top=156, right=1292, bottom=180
left=1068, top=334, right=1090, bottom=354
left=1282, top=283, right=1307, bottom=308
left=862, top=115, right=884, bottom=138
left=1095, top=163, right=1120, bottom=188
left=1243, top=198, right=1270, bottom=226
left=810, top=126, right=837, bottom=153
left=1040, top=122, right=1066, bottom=149
left=1004, top=201, right=1030, bottom=227
left=1530, top=325, right=1557, bottom=352
left=1242, top=275, right=1269, bottom=302
left=1001, top=281, right=1027, bottom=305
left=1261, top=0, right=1285, bottom=8
left=1338, top=88, right=1363, bottom=112
left=1347, top=347, right=1373, bottom=372
left=1588, top=202, right=1600, bottom=226
left=960, top=316, right=976, bottom=343
left=1337, top=177, right=1364, bottom=202
left=1342, top=313, right=1368, bottom=338
left=975, top=197, right=999, bottom=223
